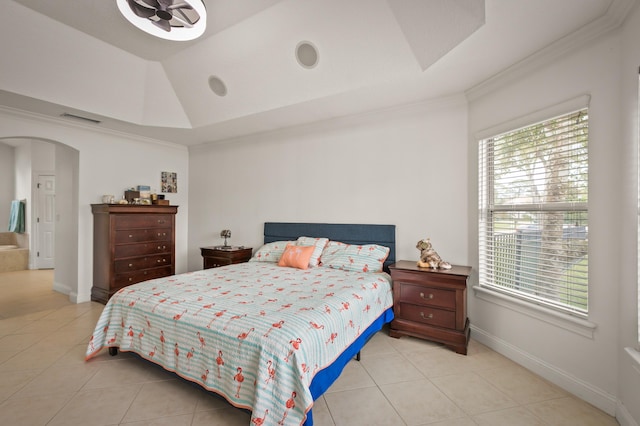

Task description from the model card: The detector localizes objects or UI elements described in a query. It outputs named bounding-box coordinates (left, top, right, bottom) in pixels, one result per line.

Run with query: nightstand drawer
left=389, top=260, right=471, bottom=355
left=201, top=246, right=253, bottom=269
left=399, top=283, right=456, bottom=309
left=399, top=303, right=456, bottom=329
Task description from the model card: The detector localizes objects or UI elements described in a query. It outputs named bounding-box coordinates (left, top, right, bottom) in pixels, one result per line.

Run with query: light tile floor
left=0, top=270, right=619, bottom=425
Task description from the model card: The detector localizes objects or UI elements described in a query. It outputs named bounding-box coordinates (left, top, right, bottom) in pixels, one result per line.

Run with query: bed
left=86, top=222, right=395, bottom=425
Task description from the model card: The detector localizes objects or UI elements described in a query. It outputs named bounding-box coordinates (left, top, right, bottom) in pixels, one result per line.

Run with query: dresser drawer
left=399, top=283, right=456, bottom=309
left=398, top=302, right=456, bottom=329
left=115, top=228, right=172, bottom=244
left=115, top=242, right=172, bottom=258
left=114, top=254, right=172, bottom=273
left=114, top=265, right=173, bottom=288
left=114, top=214, right=174, bottom=229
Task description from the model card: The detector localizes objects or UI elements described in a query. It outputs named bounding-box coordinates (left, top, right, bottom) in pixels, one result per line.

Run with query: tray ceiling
left=0, top=0, right=629, bottom=146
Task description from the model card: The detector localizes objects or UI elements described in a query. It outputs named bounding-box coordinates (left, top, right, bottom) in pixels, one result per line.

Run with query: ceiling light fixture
left=116, top=0, right=207, bottom=41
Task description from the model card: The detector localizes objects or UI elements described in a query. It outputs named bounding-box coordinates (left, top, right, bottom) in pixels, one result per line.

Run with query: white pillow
left=249, top=241, right=294, bottom=263
left=296, top=236, right=329, bottom=268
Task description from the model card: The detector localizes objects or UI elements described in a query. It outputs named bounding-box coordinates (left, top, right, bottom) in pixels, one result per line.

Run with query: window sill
left=625, top=347, right=640, bottom=373
left=473, top=286, right=597, bottom=338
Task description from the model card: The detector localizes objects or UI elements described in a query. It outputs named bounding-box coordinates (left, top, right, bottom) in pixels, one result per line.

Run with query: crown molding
left=0, top=104, right=187, bottom=151
left=465, top=0, right=636, bottom=102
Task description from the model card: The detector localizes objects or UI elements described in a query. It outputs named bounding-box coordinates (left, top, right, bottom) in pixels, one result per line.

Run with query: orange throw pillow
left=278, top=244, right=315, bottom=270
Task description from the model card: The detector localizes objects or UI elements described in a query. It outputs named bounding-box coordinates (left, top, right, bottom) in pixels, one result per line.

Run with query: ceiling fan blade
left=127, top=0, right=156, bottom=19
left=138, top=0, right=161, bottom=8
left=152, top=19, right=172, bottom=32
left=170, top=13, right=194, bottom=28
left=168, top=2, right=192, bottom=10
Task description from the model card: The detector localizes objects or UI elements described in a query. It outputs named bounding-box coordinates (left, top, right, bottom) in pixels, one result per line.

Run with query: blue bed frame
left=264, top=222, right=396, bottom=272
left=263, top=222, right=396, bottom=425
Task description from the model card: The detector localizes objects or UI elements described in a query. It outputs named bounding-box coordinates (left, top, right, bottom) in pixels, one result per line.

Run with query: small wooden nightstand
left=389, top=260, right=471, bottom=355
left=200, top=246, right=253, bottom=269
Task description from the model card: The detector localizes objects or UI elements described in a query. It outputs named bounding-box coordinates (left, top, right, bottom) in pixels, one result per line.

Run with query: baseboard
left=470, top=324, right=617, bottom=416
left=617, top=400, right=640, bottom=426
left=52, top=280, right=71, bottom=296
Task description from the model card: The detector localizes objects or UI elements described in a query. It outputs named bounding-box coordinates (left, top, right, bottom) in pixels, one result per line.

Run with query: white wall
left=618, top=2, right=640, bottom=424
left=14, top=142, right=32, bottom=233
left=0, top=108, right=190, bottom=303
left=187, top=96, right=469, bottom=273
left=53, top=143, right=79, bottom=297
left=0, top=142, right=14, bottom=228
left=467, top=13, right=639, bottom=423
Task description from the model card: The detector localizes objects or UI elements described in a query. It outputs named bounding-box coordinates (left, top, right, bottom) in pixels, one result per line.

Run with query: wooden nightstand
left=200, top=246, right=253, bottom=269
left=389, top=260, right=471, bottom=355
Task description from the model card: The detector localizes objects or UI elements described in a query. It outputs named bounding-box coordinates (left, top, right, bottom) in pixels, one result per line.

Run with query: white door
left=36, top=175, right=55, bottom=269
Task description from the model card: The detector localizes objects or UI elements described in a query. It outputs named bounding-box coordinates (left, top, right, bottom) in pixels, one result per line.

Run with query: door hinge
left=37, top=183, right=41, bottom=189
left=37, top=251, right=40, bottom=257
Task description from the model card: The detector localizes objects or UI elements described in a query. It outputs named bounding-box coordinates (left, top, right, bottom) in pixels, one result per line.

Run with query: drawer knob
left=128, top=277, right=132, bottom=282
left=420, top=292, right=434, bottom=300
left=128, top=263, right=133, bottom=268
left=420, top=312, right=434, bottom=320
left=129, top=234, right=133, bottom=238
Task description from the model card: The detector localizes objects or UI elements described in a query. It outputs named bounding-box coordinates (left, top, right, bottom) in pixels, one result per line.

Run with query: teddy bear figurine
left=416, top=238, right=452, bottom=269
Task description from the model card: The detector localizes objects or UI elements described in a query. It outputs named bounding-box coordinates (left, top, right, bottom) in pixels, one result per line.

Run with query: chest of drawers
left=91, top=204, right=178, bottom=304
left=200, top=246, right=253, bottom=269
left=389, top=260, right=471, bottom=354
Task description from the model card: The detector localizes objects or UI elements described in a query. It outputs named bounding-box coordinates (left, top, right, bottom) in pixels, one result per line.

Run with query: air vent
left=60, top=113, right=101, bottom=124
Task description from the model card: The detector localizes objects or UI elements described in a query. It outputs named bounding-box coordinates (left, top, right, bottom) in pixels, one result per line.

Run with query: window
left=479, top=109, right=589, bottom=317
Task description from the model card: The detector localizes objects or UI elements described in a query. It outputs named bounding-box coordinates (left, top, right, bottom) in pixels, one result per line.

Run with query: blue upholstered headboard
left=263, top=222, right=396, bottom=271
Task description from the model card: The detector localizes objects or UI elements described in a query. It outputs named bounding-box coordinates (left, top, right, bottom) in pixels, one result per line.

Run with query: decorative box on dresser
left=200, top=246, right=253, bottom=269
left=91, top=204, right=178, bottom=304
left=389, top=260, right=472, bottom=355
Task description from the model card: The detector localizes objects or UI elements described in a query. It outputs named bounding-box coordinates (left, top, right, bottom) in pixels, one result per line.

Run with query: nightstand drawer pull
left=420, top=292, right=434, bottom=300
left=420, top=312, right=434, bottom=320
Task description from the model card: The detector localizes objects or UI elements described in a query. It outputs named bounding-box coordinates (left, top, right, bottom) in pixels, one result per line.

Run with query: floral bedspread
left=86, top=262, right=393, bottom=426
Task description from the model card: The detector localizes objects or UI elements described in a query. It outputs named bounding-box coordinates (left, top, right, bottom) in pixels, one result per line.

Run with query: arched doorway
left=0, top=137, right=79, bottom=300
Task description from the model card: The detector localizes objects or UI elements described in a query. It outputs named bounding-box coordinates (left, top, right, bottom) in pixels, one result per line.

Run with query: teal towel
left=8, top=200, right=25, bottom=233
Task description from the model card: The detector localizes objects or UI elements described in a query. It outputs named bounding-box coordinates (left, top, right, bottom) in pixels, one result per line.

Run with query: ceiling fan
left=117, top=0, right=207, bottom=41
left=127, top=0, right=200, bottom=32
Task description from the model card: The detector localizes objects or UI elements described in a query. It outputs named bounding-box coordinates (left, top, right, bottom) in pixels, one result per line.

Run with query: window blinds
left=479, top=109, right=589, bottom=317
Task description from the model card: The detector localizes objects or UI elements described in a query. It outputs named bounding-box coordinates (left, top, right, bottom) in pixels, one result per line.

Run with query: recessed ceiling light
left=116, top=0, right=207, bottom=42
left=208, top=76, right=227, bottom=97
left=295, top=41, right=319, bottom=69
